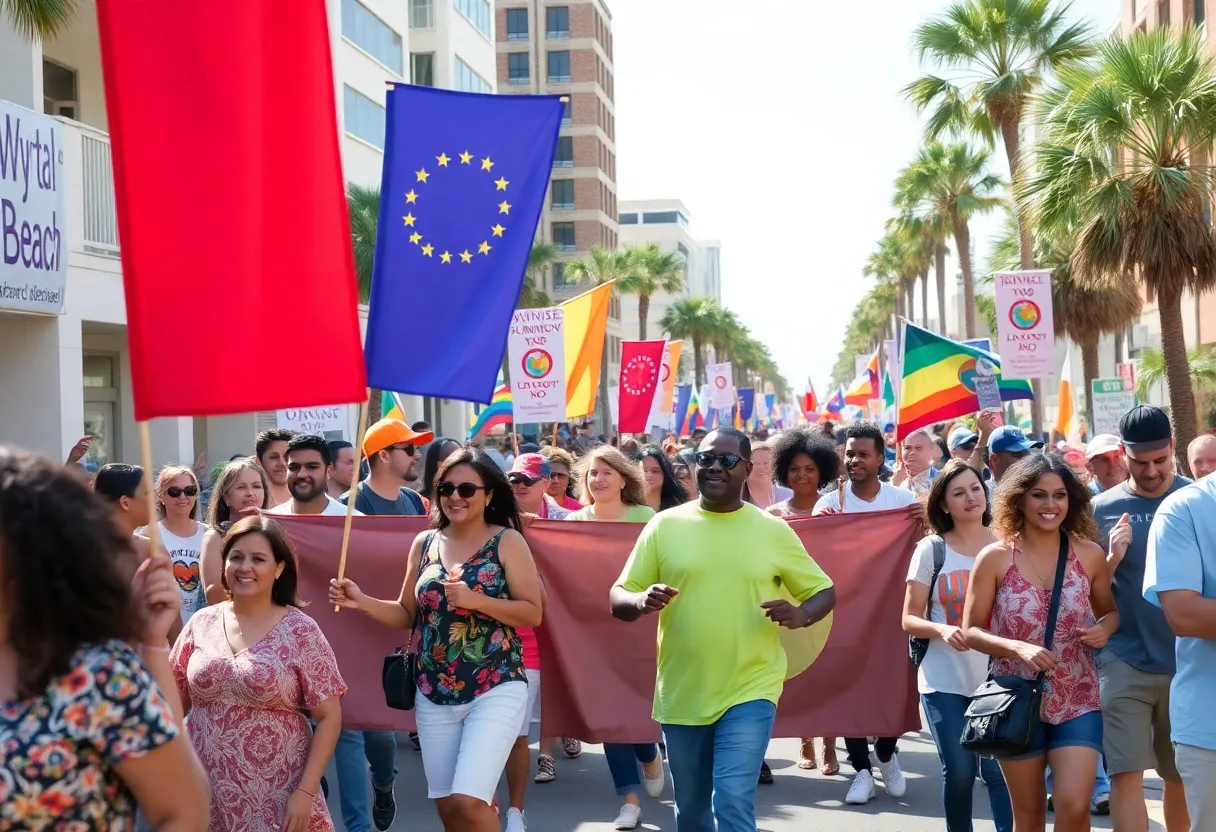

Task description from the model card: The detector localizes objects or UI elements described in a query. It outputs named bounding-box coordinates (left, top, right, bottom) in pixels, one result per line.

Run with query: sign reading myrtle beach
left=0, top=101, right=66, bottom=314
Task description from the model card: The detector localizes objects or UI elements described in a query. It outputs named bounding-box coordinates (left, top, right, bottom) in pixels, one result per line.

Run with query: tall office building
left=494, top=0, right=619, bottom=301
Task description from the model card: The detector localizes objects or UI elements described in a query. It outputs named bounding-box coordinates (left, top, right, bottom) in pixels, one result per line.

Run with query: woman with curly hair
left=639, top=445, right=689, bottom=512
left=962, top=453, right=1119, bottom=832
left=767, top=428, right=841, bottom=520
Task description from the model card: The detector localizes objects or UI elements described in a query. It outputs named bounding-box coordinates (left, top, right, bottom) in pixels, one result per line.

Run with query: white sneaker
left=642, top=756, right=666, bottom=798
left=613, top=803, right=642, bottom=829
left=505, top=808, right=527, bottom=832
left=877, top=753, right=906, bottom=798
left=845, top=769, right=876, bottom=804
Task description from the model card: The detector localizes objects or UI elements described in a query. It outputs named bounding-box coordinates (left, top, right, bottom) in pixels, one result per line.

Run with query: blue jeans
left=334, top=729, right=398, bottom=832
left=604, top=743, right=660, bottom=797
left=923, top=692, right=1013, bottom=832
left=662, top=699, right=776, bottom=832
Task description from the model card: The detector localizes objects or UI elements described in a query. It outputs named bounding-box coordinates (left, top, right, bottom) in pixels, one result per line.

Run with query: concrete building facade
left=0, top=0, right=494, bottom=472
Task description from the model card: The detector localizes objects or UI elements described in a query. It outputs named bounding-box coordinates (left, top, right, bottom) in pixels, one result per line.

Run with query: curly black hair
left=844, top=422, right=886, bottom=455
left=771, top=427, right=840, bottom=489
left=0, top=447, right=138, bottom=698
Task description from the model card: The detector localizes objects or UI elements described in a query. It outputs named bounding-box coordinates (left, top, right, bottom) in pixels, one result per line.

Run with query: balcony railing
left=56, top=117, right=120, bottom=256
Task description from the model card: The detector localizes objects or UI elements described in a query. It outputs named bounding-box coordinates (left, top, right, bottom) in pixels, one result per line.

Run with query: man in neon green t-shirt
left=610, top=427, right=836, bottom=831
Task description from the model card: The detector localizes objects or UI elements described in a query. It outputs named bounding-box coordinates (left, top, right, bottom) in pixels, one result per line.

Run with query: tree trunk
left=1080, top=332, right=1100, bottom=434
left=895, top=285, right=906, bottom=322
left=638, top=293, right=649, bottom=341
left=954, top=215, right=976, bottom=339
left=934, top=243, right=947, bottom=334
left=1158, top=284, right=1199, bottom=473
left=920, top=269, right=929, bottom=328
left=367, top=389, right=382, bottom=429
left=1001, top=112, right=1045, bottom=438
left=598, top=338, right=612, bottom=437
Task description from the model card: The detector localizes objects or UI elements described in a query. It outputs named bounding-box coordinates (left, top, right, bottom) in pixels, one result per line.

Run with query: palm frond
left=2, top=0, right=77, bottom=39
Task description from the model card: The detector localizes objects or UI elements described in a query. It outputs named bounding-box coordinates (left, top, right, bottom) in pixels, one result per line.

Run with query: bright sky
left=611, top=0, right=1117, bottom=395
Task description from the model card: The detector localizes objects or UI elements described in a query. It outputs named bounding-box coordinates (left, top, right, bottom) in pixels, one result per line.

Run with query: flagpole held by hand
left=138, top=422, right=162, bottom=557
left=335, top=395, right=370, bottom=612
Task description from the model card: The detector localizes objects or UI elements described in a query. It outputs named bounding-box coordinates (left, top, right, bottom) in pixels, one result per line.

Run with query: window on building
left=642, top=210, right=688, bottom=226
left=551, top=179, right=575, bottom=210
left=547, top=50, right=571, bottom=83
left=506, top=8, right=529, bottom=40
left=409, top=0, right=434, bottom=28
left=508, top=52, right=530, bottom=85
left=546, top=6, right=569, bottom=37
left=454, top=56, right=491, bottom=93
left=1197, top=0, right=1206, bottom=24
left=618, top=212, right=638, bottom=225
left=554, top=261, right=573, bottom=287
left=562, top=97, right=572, bottom=123
left=342, top=0, right=404, bottom=74
left=553, top=136, right=574, bottom=167
left=552, top=222, right=576, bottom=250
left=343, top=86, right=386, bottom=149
left=411, top=52, right=435, bottom=86
left=455, top=0, right=491, bottom=36
left=42, top=59, right=77, bottom=119
left=609, top=295, right=620, bottom=321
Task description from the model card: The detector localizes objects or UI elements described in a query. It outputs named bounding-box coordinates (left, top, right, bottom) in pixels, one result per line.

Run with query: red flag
left=95, top=0, right=366, bottom=419
left=617, top=340, right=666, bottom=433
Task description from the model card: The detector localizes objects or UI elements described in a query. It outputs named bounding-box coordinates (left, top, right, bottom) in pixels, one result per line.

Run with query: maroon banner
left=279, top=509, right=923, bottom=739
left=617, top=340, right=667, bottom=433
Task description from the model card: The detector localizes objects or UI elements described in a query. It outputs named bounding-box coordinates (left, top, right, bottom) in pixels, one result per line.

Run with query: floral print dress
left=0, top=641, right=177, bottom=830
left=170, top=605, right=346, bottom=832
left=414, top=529, right=527, bottom=705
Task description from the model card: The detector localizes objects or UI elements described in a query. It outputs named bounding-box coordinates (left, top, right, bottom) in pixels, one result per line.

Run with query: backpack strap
left=925, top=535, right=947, bottom=619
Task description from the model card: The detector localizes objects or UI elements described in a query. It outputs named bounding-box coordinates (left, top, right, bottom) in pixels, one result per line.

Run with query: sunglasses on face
left=390, top=444, right=417, bottom=457
left=165, top=485, right=199, bottom=499
left=436, top=481, right=487, bottom=499
left=695, top=452, right=743, bottom=470
left=507, top=474, right=540, bottom=486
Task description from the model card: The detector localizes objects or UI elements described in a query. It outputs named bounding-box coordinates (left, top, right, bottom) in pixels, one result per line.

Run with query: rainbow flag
left=683, top=386, right=703, bottom=436
left=896, top=321, right=1033, bottom=439
left=382, top=391, right=406, bottom=422
left=469, top=382, right=512, bottom=440
left=844, top=348, right=880, bottom=406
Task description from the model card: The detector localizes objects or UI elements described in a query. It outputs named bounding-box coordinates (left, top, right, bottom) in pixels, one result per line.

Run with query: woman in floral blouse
left=330, top=448, right=543, bottom=832
left=0, top=447, right=209, bottom=830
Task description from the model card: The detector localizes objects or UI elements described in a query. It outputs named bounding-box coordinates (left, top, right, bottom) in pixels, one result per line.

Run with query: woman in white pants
left=330, top=448, right=543, bottom=832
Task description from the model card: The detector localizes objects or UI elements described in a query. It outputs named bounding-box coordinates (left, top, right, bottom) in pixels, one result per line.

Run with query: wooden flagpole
left=334, top=395, right=370, bottom=611
left=137, top=422, right=162, bottom=556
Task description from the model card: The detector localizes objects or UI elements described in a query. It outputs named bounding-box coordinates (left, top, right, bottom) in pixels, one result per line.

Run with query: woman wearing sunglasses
left=329, top=448, right=542, bottom=832
left=153, top=464, right=208, bottom=623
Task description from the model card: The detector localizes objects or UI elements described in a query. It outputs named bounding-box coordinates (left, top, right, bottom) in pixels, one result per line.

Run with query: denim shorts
left=1004, top=710, right=1103, bottom=761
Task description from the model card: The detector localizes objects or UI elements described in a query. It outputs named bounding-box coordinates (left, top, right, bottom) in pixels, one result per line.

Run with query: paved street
left=326, top=729, right=1163, bottom=831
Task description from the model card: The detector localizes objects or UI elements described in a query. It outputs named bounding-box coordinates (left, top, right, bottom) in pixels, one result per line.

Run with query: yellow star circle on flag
left=406, top=150, right=511, bottom=269
left=478, top=241, right=491, bottom=255
left=460, top=250, right=473, bottom=263
left=481, top=157, right=494, bottom=171
left=491, top=224, right=505, bottom=237
left=459, top=151, right=473, bottom=164
left=436, top=152, right=450, bottom=167
left=440, top=251, right=452, bottom=264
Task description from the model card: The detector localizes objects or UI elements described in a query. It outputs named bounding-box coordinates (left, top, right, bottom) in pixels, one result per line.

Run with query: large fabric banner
left=280, top=508, right=923, bottom=740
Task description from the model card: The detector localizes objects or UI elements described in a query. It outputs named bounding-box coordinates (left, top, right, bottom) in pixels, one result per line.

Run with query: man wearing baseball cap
left=343, top=419, right=432, bottom=518
left=1093, top=405, right=1191, bottom=831
left=986, top=425, right=1043, bottom=486
left=1085, top=434, right=1128, bottom=495
left=948, top=427, right=979, bottom=461
left=507, top=453, right=570, bottom=520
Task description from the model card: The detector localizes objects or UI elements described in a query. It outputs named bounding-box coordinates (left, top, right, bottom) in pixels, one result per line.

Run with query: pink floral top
left=990, top=543, right=1100, bottom=724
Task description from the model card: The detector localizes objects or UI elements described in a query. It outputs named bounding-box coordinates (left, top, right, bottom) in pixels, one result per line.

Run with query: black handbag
left=960, top=531, right=1069, bottom=758
left=381, top=533, right=429, bottom=711
left=909, top=536, right=947, bottom=667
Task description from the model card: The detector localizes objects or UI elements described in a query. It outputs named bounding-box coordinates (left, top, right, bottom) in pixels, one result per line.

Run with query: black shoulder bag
left=909, top=536, right=947, bottom=667
left=960, top=531, right=1069, bottom=758
left=381, top=532, right=430, bottom=711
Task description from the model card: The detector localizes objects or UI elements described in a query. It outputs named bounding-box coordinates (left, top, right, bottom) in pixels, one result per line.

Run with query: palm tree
left=618, top=243, right=685, bottom=340
left=519, top=242, right=557, bottom=310
left=1136, top=346, right=1216, bottom=401
left=658, top=297, right=721, bottom=386
left=1024, top=27, right=1216, bottom=460
left=895, top=142, right=1001, bottom=339
left=988, top=217, right=1141, bottom=428
left=906, top=0, right=1094, bottom=271
left=566, top=246, right=634, bottom=433
left=3, top=0, right=77, bottom=38
left=346, top=184, right=381, bottom=424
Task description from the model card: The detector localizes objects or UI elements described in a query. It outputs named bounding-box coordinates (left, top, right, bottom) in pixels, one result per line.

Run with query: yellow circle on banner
left=776, top=582, right=833, bottom=680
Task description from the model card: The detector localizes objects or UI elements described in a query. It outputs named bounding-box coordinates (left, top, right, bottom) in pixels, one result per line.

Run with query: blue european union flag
left=365, top=85, right=563, bottom=403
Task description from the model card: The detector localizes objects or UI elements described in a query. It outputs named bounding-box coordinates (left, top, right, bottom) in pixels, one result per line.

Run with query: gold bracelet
left=296, top=787, right=317, bottom=799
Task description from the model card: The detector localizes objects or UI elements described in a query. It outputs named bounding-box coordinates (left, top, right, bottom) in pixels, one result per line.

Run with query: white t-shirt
left=813, top=481, right=918, bottom=514
left=158, top=520, right=208, bottom=623
left=266, top=496, right=363, bottom=517
left=906, top=537, right=990, bottom=696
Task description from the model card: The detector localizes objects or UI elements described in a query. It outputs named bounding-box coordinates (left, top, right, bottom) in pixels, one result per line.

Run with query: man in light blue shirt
left=1144, top=473, right=1216, bottom=828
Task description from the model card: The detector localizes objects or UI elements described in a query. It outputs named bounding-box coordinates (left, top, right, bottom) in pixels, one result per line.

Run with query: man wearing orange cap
left=342, top=419, right=432, bottom=517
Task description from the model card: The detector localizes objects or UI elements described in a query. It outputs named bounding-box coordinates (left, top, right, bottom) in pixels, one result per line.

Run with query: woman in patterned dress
left=0, top=447, right=210, bottom=830
left=171, top=514, right=345, bottom=832
left=329, top=448, right=543, bottom=832
left=963, top=453, right=1119, bottom=832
